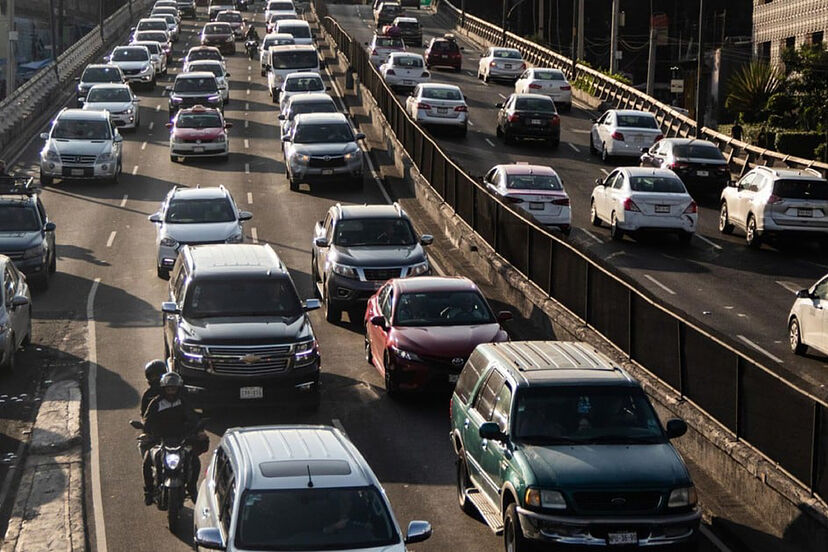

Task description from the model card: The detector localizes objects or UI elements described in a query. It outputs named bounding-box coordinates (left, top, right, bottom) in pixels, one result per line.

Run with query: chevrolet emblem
left=240, top=353, right=261, bottom=364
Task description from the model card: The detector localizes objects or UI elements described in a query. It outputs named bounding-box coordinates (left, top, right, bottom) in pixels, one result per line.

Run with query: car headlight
left=225, top=232, right=243, bottom=243
left=667, top=487, right=697, bottom=508
left=331, top=262, right=358, bottom=279
left=44, top=148, right=60, bottom=162
left=170, top=95, right=183, bottom=104
left=23, top=245, right=44, bottom=259
left=96, top=151, right=114, bottom=163
left=407, top=261, right=429, bottom=277
left=391, top=346, right=422, bottom=362
left=293, top=153, right=310, bottom=164
left=141, top=64, right=152, bottom=73
left=125, top=107, right=134, bottom=114
left=179, top=342, right=205, bottom=362
left=160, top=236, right=178, bottom=248
left=164, top=452, right=181, bottom=469
left=525, top=488, right=567, bottom=510
left=226, top=35, right=234, bottom=42
left=344, top=149, right=362, bottom=161
left=207, top=94, right=221, bottom=102
left=216, top=134, right=226, bottom=143
left=294, top=339, right=318, bottom=363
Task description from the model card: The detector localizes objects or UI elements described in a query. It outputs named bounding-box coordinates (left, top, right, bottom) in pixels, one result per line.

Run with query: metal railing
left=312, top=0, right=828, bottom=505
left=435, top=0, right=828, bottom=178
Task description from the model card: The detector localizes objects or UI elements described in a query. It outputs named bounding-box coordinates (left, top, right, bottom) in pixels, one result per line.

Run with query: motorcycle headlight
left=667, top=487, right=697, bottom=508
left=407, top=261, right=429, bottom=277
left=44, top=148, right=60, bottom=162
left=293, top=153, right=310, bottom=164
left=331, top=262, right=357, bottom=279
left=164, top=452, right=181, bottom=469
left=344, top=149, right=362, bottom=161
left=23, top=245, right=44, bottom=259
left=391, top=346, right=422, bottom=362
left=96, top=151, right=114, bottom=163
left=159, top=236, right=178, bottom=248
left=225, top=232, right=243, bottom=243
left=525, top=488, right=567, bottom=510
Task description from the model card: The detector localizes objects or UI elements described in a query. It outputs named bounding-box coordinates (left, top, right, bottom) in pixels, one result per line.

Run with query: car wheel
left=589, top=133, right=597, bottom=155
left=789, top=318, right=807, bottom=355
left=719, top=202, right=734, bottom=234
left=21, top=313, right=32, bottom=346
left=324, top=293, right=340, bottom=323
left=610, top=212, right=624, bottom=241
left=49, top=251, right=57, bottom=273
left=590, top=200, right=602, bottom=227
left=364, top=333, right=373, bottom=364
left=383, top=353, right=400, bottom=398
left=170, top=154, right=177, bottom=163
left=289, top=174, right=299, bottom=192
left=745, top=214, right=761, bottom=248
left=496, top=125, right=503, bottom=138
left=601, top=142, right=610, bottom=163
left=504, top=503, right=531, bottom=552
left=40, top=171, right=53, bottom=187
left=678, top=231, right=693, bottom=245
left=456, top=456, right=477, bottom=515
left=453, top=66, right=461, bottom=73
left=548, top=138, right=560, bottom=148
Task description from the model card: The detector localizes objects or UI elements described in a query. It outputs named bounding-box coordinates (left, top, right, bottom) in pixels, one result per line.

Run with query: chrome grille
left=60, top=155, right=96, bottom=165
left=308, top=155, right=346, bottom=168
left=123, top=68, right=141, bottom=75
left=183, top=138, right=217, bottom=144
left=573, top=491, right=662, bottom=513
left=205, top=344, right=293, bottom=376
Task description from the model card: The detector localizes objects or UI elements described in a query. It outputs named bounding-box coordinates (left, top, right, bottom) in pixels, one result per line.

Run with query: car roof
left=753, top=165, right=826, bottom=181
left=184, top=244, right=285, bottom=277
left=392, top=276, right=477, bottom=293
left=610, top=109, right=656, bottom=117
left=225, top=426, right=374, bottom=491
left=188, top=59, right=222, bottom=67
left=84, top=64, right=119, bottom=70
left=389, top=52, right=423, bottom=58
left=58, top=108, right=110, bottom=120
left=169, top=186, right=228, bottom=200
left=277, top=18, right=310, bottom=25
left=187, top=46, right=220, bottom=53
left=285, top=71, right=322, bottom=78
left=114, top=44, right=149, bottom=50
left=139, top=17, right=167, bottom=22
left=498, top=164, right=558, bottom=176
left=264, top=32, right=294, bottom=39
left=419, top=82, right=461, bottom=91
left=287, top=92, right=334, bottom=104
left=335, top=203, right=407, bottom=220
left=269, top=44, right=317, bottom=52
left=294, top=112, right=349, bottom=124
left=87, top=83, right=131, bottom=90
left=476, top=341, right=634, bottom=386
left=175, top=71, right=216, bottom=79
left=394, top=17, right=417, bottom=23
left=661, top=138, right=717, bottom=147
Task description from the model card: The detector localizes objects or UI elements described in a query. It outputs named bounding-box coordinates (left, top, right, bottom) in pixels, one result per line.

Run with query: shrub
left=774, top=131, right=824, bottom=159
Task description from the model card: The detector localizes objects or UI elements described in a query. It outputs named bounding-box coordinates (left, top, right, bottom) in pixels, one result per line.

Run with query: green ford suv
left=449, top=341, right=700, bottom=551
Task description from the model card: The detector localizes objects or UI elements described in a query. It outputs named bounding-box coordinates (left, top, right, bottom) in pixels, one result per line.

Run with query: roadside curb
left=30, top=380, right=81, bottom=455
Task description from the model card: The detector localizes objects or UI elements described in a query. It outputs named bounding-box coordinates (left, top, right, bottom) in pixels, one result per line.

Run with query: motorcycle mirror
left=129, top=419, right=144, bottom=430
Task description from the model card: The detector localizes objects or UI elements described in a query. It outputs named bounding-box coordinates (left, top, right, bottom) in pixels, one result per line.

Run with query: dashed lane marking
left=246, top=88, right=250, bottom=95
left=581, top=229, right=603, bottom=243
left=141, top=142, right=147, bottom=151
left=498, top=93, right=506, bottom=99
left=244, top=139, right=250, bottom=149
left=147, top=121, right=154, bottom=131
left=106, top=231, right=116, bottom=248
left=244, top=162, right=250, bottom=174
left=131, top=165, right=138, bottom=175
left=695, top=234, right=722, bottom=250
left=245, top=120, right=249, bottom=128
left=155, top=104, right=161, bottom=112
left=251, top=227, right=259, bottom=243
left=87, top=279, right=107, bottom=552
left=568, top=143, right=580, bottom=153
left=738, top=335, right=784, bottom=364
left=484, top=138, right=496, bottom=147
left=599, top=168, right=609, bottom=176
left=247, top=192, right=253, bottom=204
left=120, top=195, right=128, bottom=207
left=643, top=274, right=677, bottom=295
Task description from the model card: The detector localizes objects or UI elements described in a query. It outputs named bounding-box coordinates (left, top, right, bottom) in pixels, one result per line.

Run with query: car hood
left=180, top=314, right=312, bottom=345
left=292, top=142, right=359, bottom=156
left=0, top=232, right=41, bottom=251
left=173, top=127, right=225, bottom=140
left=391, top=324, right=503, bottom=357
left=171, top=90, right=219, bottom=97
left=162, top=221, right=238, bottom=242
left=111, top=61, right=151, bottom=69
left=518, top=442, right=690, bottom=489
left=50, top=140, right=110, bottom=155
left=83, top=101, right=133, bottom=113
left=332, top=244, right=425, bottom=266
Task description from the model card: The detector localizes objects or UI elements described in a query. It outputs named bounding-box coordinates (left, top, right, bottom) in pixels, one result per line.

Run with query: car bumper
left=504, top=123, right=560, bottom=140
left=384, top=74, right=428, bottom=89
left=426, top=56, right=461, bottom=69
left=326, top=273, right=385, bottom=309
left=400, top=34, right=423, bottom=46
left=10, top=256, right=47, bottom=275
left=387, top=354, right=465, bottom=391
left=124, top=73, right=155, bottom=84
left=110, top=112, right=138, bottom=128
left=518, top=506, right=700, bottom=547
left=619, top=212, right=697, bottom=233
left=415, top=111, right=468, bottom=128
left=607, top=139, right=656, bottom=157
left=523, top=207, right=571, bottom=228
left=289, top=160, right=363, bottom=184
left=674, top=171, right=729, bottom=190
left=40, top=161, right=118, bottom=180
left=488, top=67, right=523, bottom=80
left=170, top=141, right=229, bottom=157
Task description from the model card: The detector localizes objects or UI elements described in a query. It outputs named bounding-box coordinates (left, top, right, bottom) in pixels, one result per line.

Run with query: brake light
left=371, top=49, right=377, bottom=56
left=454, top=105, right=467, bottom=112
left=552, top=197, right=570, bottom=206
left=417, top=102, right=431, bottom=110
left=520, top=62, right=526, bottom=70
left=504, top=196, right=524, bottom=204
left=550, top=115, right=560, bottom=126
left=386, top=69, right=396, bottom=75
left=528, top=83, right=542, bottom=89
left=683, top=201, right=698, bottom=214
left=669, top=162, right=690, bottom=170
left=611, top=131, right=625, bottom=141
left=767, top=194, right=783, bottom=204
left=507, top=113, right=520, bottom=122
left=490, top=61, right=497, bottom=67
left=560, top=85, right=571, bottom=90
left=623, top=198, right=640, bottom=212
left=655, top=134, right=664, bottom=142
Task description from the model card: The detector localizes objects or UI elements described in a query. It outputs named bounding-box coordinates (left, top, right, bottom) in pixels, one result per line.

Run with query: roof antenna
left=306, top=465, right=314, bottom=488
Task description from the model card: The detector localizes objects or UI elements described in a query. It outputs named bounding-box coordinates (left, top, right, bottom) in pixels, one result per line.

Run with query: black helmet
left=144, top=359, right=167, bottom=384
left=159, top=372, right=184, bottom=390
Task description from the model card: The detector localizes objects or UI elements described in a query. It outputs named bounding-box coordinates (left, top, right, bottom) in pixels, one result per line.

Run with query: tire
left=49, top=251, right=56, bottom=273
left=167, top=486, right=182, bottom=532
left=496, top=125, right=503, bottom=138
left=504, top=503, right=531, bottom=552
left=364, top=333, right=373, bottom=364
left=548, top=138, right=559, bottom=148
left=271, top=90, right=278, bottom=103
left=0, top=333, right=15, bottom=372
left=589, top=134, right=597, bottom=156
left=40, top=171, right=53, bottom=187
left=745, top=214, right=761, bottom=248
left=718, top=202, right=734, bottom=234
left=324, top=293, right=340, bottom=323
left=289, top=175, right=299, bottom=192
left=601, top=142, right=610, bottom=163
left=678, top=231, right=693, bottom=245
left=789, top=317, right=807, bottom=355
left=610, top=212, right=624, bottom=241
left=590, top=200, right=602, bottom=227
left=383, top=353, right=400, bottom=398
left=170, top=154, right=177, bottom=163
left=456, top=456, right=476, bottom=515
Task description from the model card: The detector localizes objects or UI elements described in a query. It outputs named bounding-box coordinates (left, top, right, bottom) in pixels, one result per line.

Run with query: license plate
left=798, top=208, right=813, bottom=217
left=531, top=119, right=543, bottom=125
left=608, top=532, right=637, bottom=545
left=194, top=147, right=204, bottom=153
left=71, top=169, right=84, bottom=176
left=239, top=386, right=263, bottom=399
left=322, top=169, right=334, bottom=175
left=696, top=170, right=709, bottom=177
left=441, top=54, right=449, bottom=58
left=504, top=64, right=512, bottom=69
left=655, top=205, right=670, bottom=214
left=437, top=107, right=447, bottom=114
left=448, top=374, right=459, bottom=383
left=529, top=202, right=545, bottom=210
left=403, top=79, right=414, bottom=85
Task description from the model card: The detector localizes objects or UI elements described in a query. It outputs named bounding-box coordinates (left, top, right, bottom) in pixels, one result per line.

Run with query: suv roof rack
left=0, top=176, right=39, bottom=196
left=804, top=168, right=824, bottom=178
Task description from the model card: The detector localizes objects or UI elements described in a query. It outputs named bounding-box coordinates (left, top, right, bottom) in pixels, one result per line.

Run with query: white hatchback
left=789, top=274, right=828, bottom=356
left=484, top=164, right=571, bottom=234
left=380, top=52, right=430, bottom=90
left=590, top=109, right=663, bottom=163
left=590, top=167, right=697, bottom=243
left=405, top=83, right=468, bottom=136
left=514, top=67, right=572, bottom=112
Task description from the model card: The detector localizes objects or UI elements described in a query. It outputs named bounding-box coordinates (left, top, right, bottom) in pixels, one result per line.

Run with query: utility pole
left=609, top=0, right=619, bottom=73
left=49, top=0, right=58, bottom=78
left=577, top=0, right=584, bottom=60
left=460, top=0, right=465, bottom=28
left=99, top=0, right=105, bottom=41
left=6, top=0, right=16, bottom=98
left=646, top=0, right=656, bottom=96
left=695, top=0, right=705, bottom=134
left=501, top=0, right=509, bottom=46
left=570, top=0, right=576, bottom=77
left=57, top=0, right=63, bottom=55
left=538, top=0, right=544, bottom=40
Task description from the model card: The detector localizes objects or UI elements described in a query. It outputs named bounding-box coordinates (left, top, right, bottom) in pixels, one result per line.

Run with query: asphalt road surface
left=2, top=3, right=737, bottom=551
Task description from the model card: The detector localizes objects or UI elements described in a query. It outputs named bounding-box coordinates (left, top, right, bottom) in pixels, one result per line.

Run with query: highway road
left=326, top=3, right=828, bottom=397
left=0, top=2, right=755, bottom=552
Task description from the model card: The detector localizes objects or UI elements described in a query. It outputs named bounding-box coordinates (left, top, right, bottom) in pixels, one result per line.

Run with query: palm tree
left=725, top=61, right=783, bottom=122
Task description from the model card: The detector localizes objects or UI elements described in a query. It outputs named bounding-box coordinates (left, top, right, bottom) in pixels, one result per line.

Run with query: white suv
left=194, top=425, right=432, bottom=551
left=719, top=166, right=828, bottom=248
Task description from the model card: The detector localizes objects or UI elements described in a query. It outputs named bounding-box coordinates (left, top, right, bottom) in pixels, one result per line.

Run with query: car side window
left=36, top=199, right=48, bottom=224
left=473, top=368, right=505, bottom=421
left=484, top=168, right=497, bottom=184
left=491, top=383, right=513, bottom=433
left=609, top=173, right=624, bottom=190
left=172, top=264, right=188, bottom=302
left=454, top=351, right=486, bottom=403
left=737, top=173, right=755, bottom=191
left=813, top=278, right=828, bottom=300
left=752, top=175, right=768, bottom=192
left=381, top=288, right=394, bottom=320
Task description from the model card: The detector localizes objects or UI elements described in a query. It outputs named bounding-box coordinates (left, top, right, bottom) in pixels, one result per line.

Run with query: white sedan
left=380, top=53, right=430, bottom=90
left=484, top=164, right=571, bottom=234
left=590, top=109, right=663, bottom=163
left=590, top=167, right=697, bottom=243
left=514, top=68, right=572, bottom=112
left=278, top=71, right=327, bottom=111
left=788, top=274, right=828, bottom=356
left=405, top=83, right=468, bottom=136
left=477, top=47, right=525, bottom=83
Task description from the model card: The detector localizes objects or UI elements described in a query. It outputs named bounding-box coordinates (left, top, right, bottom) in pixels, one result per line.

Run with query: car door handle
left=463, top=419, right=470, bottom=429
left=201, top=507, right=210, bottom=518
left=481, top=439, right=488, bottom=450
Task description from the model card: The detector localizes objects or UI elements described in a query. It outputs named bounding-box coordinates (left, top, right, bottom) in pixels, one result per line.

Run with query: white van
left=275, top=19, right=313, bottom=45
left=266, top=44, right=320, bottom=101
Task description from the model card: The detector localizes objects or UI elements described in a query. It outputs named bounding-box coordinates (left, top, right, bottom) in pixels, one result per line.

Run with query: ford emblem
left=610, top=497, right=627, bottom=506
left=452, top=357, right=465, bottom=366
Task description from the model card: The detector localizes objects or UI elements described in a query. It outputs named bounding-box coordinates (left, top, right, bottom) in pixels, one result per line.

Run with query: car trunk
left=420, top=98, right=463, bottom=119
left=768, top=179, right=828, bottom=227
left=631, top=192, right=691, bottom=217
left=616, top=128, right=662, bottom=149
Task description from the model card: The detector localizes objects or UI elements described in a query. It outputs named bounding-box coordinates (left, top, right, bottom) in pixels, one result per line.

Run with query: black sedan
left=200, top=22, right=236, bottom=55
left=640, top=138, right=730, bottom=192
left=496, top=93, right=560, bottom=147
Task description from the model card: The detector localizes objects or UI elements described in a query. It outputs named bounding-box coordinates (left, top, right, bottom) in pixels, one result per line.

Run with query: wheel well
left=501, top=488, right=517, bottom=514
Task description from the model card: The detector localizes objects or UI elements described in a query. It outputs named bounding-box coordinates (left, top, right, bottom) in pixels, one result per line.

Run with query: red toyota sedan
left=364, top=276, right=510, bottom=397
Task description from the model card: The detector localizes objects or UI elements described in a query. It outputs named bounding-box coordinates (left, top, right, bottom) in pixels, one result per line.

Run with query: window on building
left=812, top=31, right=824, bottom=46
left=784, top=36, right=795, bottom=51
left=759, top=42, right=771, bottom=60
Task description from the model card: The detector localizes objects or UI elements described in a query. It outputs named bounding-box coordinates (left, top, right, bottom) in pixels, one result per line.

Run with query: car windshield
left=189, top=50, right=221, bottom=62
left=137, top=42, right=162, bottom=55
left=174, top=77, right=217, bottom=92
left=293, top=122, right=353, bottom=143
left=176, top=113, right=223, bottom=128
left=236, top=487, right=399, bottom=551
left=493, top=49, right=521, bottom=59
left=376, top=37, right=403, bottom=48
left=333, top=218, right=415, bottom=246
left=288, top=101, right=336, bottom=120
left=52, top=119, right=111, bottom=140
left=616, top=114, right=658, bottom=128
left=396, top=21, right=419, bottom=30
left=533, top=70, right=564, bottom=80
left=284, top=76, right=324, bottom=91
left=112, top=48, right=148, bottom=61
left=393, top=56, right=423, bottom=68
left=204, top=24, right=230, bottom=34
left=269, top=1, right=295, bottom=9
left=217, top=12, right=242, bottom=22
left=137, top=31, right=168, bottom=43
left=506, top=174, right=563, bottom=191
left=673, top=144, right=724, bottom=160
left=193, top=63, right=224, bottom=77
left=165, top=197, right=234, bottom=222
left=421, top=87, right=462, bottom=100
left=514, top=97, right=556, bottom=112
left=161, top=15, right=177, bottom=24
left=629, top=176, right=686, bottom=193
left=395, top=290, right=494, bottom=326
left=772, top=179, right=828, bottom=200
left=185, top=278, right=301, bottom=318
left=271, top=51, right=318, bottom=69
left=514, top=386, right=665, bottom=444
left=82, top=67, right=121, bottom=83
left=0, top=205, right=40, bottom=231
left=87, top=87, right=132, bottom=102
left=279, top=25, right=311, bottom=38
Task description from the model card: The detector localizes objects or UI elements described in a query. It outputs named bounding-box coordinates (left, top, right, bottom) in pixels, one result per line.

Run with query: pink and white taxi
left=166, top=105, right=232, bottom=161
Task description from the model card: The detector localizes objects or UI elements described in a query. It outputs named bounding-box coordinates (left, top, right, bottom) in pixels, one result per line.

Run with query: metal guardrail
left=435, top=0, right=828, bottom=178
left=312, top=0, right=828, bottom=506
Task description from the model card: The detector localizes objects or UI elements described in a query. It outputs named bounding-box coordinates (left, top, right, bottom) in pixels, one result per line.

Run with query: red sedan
left=364, top=276, right=510, bottom=397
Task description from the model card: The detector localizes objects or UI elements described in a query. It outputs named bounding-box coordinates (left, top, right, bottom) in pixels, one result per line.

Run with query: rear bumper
left=426, top=56, right=461, bottom=69
left=607, top=139, right=656, bottom=157
left=504, top=123, right=560, bottom=140
left=415, top=112, right=468, bottom=128
left=619, top=213, right=697, bottom=233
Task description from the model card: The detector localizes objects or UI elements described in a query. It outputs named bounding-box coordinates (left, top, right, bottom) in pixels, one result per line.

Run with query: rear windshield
left=392, top=55, right=423, bottom=68
left=185, top=278, right=301, bottom=318
left=138, top=20, right=167, bottom=31
left=204, top=23, right=231, bottom=34
left=137, top=42, right=162, bottom=55
left=514, top=97, right=557, bottom=112
left=87, top=87, right=132, bottom=102
left=278, top=24, right=311, bottom=39
left=772, top=179, right=828, bottom=200
left=493, top=49, right=521, bottom=59
left=193, top=63, right=225, bottom=77
left=0, top=205, right=40, bottom=231
left=616, top=114, right=658, bottom=129
left=506, top=174, right=563, bottom=191
left=268, top=1, right=295, bottom=9
left=673, top=144, right=724, bottom=160
left=176, top=113, right=223, bottom=128
left=629, top=176, right=686, bottom=193
left=112, top=48, right=149, bottom=61
left=136, top=31, right=168, bottom=43
left=188, top=50, right=221, bottom=62
left=216, top=12, right=242, bottom=22
left=174, top=76, right=218, bottom=92
left=431, top=40, right=458, bottom=52
left=533, top=70, right=564, bottom=80
left=376, top=37, right=403, bottom=48
left=288, top=101, right=336, bottom=119
left=284, top=75, right=324, bottom=91
left=396, top=21, right=419, bottom=29
left=82, top=67, right=122, bottom=82
left=271, top=50, right=318, bottom=69
left=421, top=87, right=462, bottom=100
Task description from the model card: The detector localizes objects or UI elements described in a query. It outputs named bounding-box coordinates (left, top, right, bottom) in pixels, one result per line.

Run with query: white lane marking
left=776, top=280, right=801, bottom=294
left=148, top=122, right=154, bottom=131
left=120, top=194, right=128, bottom=207
left=106, top=231, right=116, bottom=248
left=467, top=120, right=474, bottom=126
left=246, top=88, right=250, bottom=95
left=643, top=274, right=677, bottom=295
left=141, top=142, right=147, bottom=151
left=245, top=102, right=249, bottom=110
left=247, top=75, right=251, bottom=81
left=568, top=143, right=580, bottom=153
left=599, top=168, right=609, bottom=176
left=466, top=71, right=475, bottom=77
left=131, top=165, right=138, bottom=175
left=247, top=192, right=253, bottom=204
left=155, top=104, right=161, bottom=112
left=86, top=278, right=108, bottom=552
left=247, top=65, right=251, bottom=71
left=244, top=139, right=250, bottom=149
left=332, top=418, right=349, bottom=438
left=244, top=162, right=250, bottom=174
left=484, top=138, right=496, bottom=147
left=581, top=229, right=603, bottom=243
left=695, top=234, right=722, bottom=250
left=251, top=227, right=259, bottom=243
left=497, top=93, right=507, bottom=100
left=737, top=335, right=784, bottom=364
left=570, top=128, right=590, bottom=134
left=700, top=525, right=733, bottom=552
left=245, top=120, right=249, bottom=128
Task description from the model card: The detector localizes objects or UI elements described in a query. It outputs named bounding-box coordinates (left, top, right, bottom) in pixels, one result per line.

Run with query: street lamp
left=501, top=0, right=531, bottom=46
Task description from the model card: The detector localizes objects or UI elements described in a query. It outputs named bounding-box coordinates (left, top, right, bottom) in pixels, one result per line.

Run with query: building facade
left=753, top=0, right=828, bottom=64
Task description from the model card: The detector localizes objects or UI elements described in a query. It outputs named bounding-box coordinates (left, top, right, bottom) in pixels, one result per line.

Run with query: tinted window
left=137, top=20, right=168, bottom=31
left=333, top=218, right=415, bottom=246
left=474, top=370, right=505, bottom=421
left=454, top=351, right=487, bottom=403
left=533, top=70, right=565, bottom=80
left=112, top=48, right=149, bottom=61
left=376, top=37, right=403, bottom=48
left=392, top=56, right=423, bottom=68
left=284, top=75, right=324, bottom=91
left=772, top=179, right=828, bottom=200
left=493, top=49, right=522, bottom=59
left=138, top=42, right=162, bottom=55
left=165, top=198, right=234, bottom=222
left=396, top=21, right=419, bottom=30
left=394, top=291, right=495, bottom=326
left=616, top=114, right=658, bottom=128
left=185, top=278, right=301, bottom=317
left=288, top=101, right=336, bottom=120
left=52, top=119, right=111, bottom=140
left=191, top=63, right=225, bottom=77
left=235, top=487, right=399, bottom=550
left=628, top=176, right=686, bottom=193
left=135, top=31, right=169, bottom=43
left=86, top=87, right=132, bottom=102
left=204, top=24, right=231, bottom=34
left=293, top=121, right=353, bottom=143
left=278, top=24, right=311, bottom=39
left=216, top=12, right=242, bottom=22
left=673, top=144, right=724, bottom=160
left=271, top=50, right=318, bottom=69
left=188, top=49, right=221, bottom=62
left=174, top=76, right=218, bottom=92
left=421, top=87, right=462, bottom=100
left=0, top=205, right=40, bottom=231
left=82, top=67, right=122, bottom=83
left=506, top=174, right=562, bottom=190
left=430, top=40, right=458, bottom=53
left=491, top=384, right=513, bottom=433
left=514, top=97, right=557, bottom=112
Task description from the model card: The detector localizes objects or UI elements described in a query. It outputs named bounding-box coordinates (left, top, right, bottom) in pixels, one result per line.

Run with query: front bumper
left=289, top=158, right=363, bottom=184
left=40, top=160, right=118, bottom=180
left=426, top=55, right=461, bottom=69
left=518, top=506, right=700, bottom=548
left=326, top=272, right=385, bottom=309
left=170, top=140, right=229, bottom=157
left=124, top=71, right=155, bottom=84
left=10, top=255, right=47, bottom=275
left=387, top=353, right=464, bottom=391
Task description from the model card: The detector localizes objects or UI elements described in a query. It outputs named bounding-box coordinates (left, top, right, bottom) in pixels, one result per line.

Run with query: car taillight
left=417, top=102, right=431, bottom=110
left=507, top=113, right=520, bottom=122
left=767, top=194, right=783, bottom=204
left=683, top=201, right=698, bottom=214
left=520, top=62, right=526, bottom=70
left=454, top=105, right=467, bottom=112
left=560, top=85, right=571, bottom=90
left=623, top=198, right=640, bottom=212
left=611, top=131, right=625, bottom=141
left=655, top=134, right=664, bottom=142
left=528, top=83, right=542, bottom=89
left=489, top=61, right=497, bottom=67
left=552, top=197, right=570, bottom=206
left=669, top=162, right=690, bottom=170
left=550, top=115, right=560, bottom=126
left=386, top=69, right=396, bottom=75
left=371, top=49, right=377, bottom=55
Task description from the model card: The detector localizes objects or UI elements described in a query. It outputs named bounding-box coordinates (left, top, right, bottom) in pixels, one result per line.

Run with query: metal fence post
left=810, top=402, right=819, bottom=495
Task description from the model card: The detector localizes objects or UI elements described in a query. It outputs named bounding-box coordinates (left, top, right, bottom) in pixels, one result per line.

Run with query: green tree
left=780, top=43, right=828, bottom=132
left=725, top=61, right=782, bottom=123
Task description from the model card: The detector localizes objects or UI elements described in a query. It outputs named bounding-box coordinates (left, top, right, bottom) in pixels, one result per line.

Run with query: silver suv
left=719, top=166, right=828, bottom=248
left=194, top=425, right=432, bottom=552
left=0, top=255, right=31, bottom=372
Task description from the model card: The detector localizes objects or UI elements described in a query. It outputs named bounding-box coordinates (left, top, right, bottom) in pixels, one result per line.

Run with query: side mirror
left=165, top=122, right=173, bottom=129
left=161, top=301, right=180, bottom=315
left=641, top=147, right=649, bottom=153
left=11, top=295, right=29, bottom=308
left=133, top=98, right=141, bottom=103
left=364, top=41, right=369, bottom=46
left=479, top=421, right=506, bottom=441
left=40, top=132, right=49, bottom=140
left=238, top=210, right=253, bottom=221
left=355, top=132, right=366, bottom=140
left=796, top=289, right=811, bottom=299
left=326, top=85, right=332, bottom=91
left=314, top=236, right=329, bottom=247
left=278, top=114, right=285, bottom=120
left=74, top=76, right=81, bottom=82
left=129, top=419, right=144, bottom=430
left=728, top=180, right=738, bottom=188
left=594, top=177, right=603, bottom=186
left=224, top=122, right=234, bottom=128
left=404, top=521, right=432, bottom=545
left=149, top=213, right=162, bottom=223
left=114, top=133, right=124, bottom=143
left=419, top=234, right=433, bottom=246
left=370, top=315, right=387, bottom=329
left=497, top=310, right=512, bottom=323
left=303, top=299, right=321, bottom=311
left=103, top=55, right=112, bottom=62
left=43, top=221, right=57, bottom=232
left=665, top=418, right=688, bottom=439
left=164, top=85, right=173, bottom=92
left=495, top=102, right=503, bottom=108
left=193, top=528, right=225, bottom=550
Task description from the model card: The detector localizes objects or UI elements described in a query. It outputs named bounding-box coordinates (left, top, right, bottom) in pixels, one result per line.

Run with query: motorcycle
left=245, top=39, right=259, bottom=60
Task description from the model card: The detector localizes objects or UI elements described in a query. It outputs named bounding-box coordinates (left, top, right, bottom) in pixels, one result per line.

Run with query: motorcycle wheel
left=167, top=486, right=182, bottom=531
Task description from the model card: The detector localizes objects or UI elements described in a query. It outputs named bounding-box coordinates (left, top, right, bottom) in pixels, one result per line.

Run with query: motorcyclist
left=140, top=359, right=167, bottom=417
left=245, top=25, right=260, bottom=42
left=141, top=372, right=207, bottom=505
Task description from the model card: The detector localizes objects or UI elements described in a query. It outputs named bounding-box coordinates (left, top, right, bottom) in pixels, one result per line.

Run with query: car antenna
left=306, top=464, right=314, bottom=488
